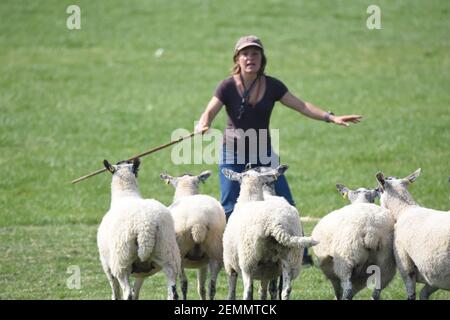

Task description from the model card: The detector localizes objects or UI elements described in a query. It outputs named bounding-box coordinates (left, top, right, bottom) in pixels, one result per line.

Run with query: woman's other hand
left=331, top=115, right=363, bottom=127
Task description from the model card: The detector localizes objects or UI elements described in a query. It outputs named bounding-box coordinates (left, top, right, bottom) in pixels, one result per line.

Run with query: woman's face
left=237, top=47, right=262, bottom=74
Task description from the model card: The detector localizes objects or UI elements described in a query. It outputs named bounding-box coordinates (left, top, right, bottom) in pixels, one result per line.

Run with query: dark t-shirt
left=214, top=75, right=288, bottom=160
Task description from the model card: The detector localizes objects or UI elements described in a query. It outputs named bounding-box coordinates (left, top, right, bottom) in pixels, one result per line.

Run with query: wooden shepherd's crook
left=71, top=127, right=209, bottom=184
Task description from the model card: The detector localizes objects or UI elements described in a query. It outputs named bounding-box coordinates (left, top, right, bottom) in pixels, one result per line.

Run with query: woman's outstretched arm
left=280, top=91, right=363, bottom=127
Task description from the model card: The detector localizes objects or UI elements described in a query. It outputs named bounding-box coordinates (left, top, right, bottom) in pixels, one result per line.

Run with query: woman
left=195, top=35, right=362, bottom=263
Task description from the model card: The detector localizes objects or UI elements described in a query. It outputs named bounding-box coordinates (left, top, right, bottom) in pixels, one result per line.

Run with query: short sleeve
left=270, top=77, right=288, bottom=101
left=214, top=79, right=228, bottom=104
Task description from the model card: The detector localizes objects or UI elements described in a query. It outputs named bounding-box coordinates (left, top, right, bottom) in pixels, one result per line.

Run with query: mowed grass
left=1, top=222, right=450, bottom=300
left=0, top=0, right=448, bottom=299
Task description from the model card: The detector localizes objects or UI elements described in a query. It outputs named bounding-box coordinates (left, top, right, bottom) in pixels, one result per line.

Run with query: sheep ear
left=222, top=168, right=241, bottom=182
left=276, top=164, right=289, bottom=176
left=197, top=170, right=211, bottom=184
left=375, top=172, right=386, bottom=191
left=132, top=158, right=140, bottom=177
left=103, top=160, right=116, bottom=174
left=336, top=183, right=350, bottom=199
left=404, top=168, right=421, bottom=184
left=160, top=173, right=173, bottom=185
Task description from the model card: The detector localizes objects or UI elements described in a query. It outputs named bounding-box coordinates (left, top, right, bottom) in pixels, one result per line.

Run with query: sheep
left=221, top=165, right=318, bottom=300
left=245, top=164, right=305, bottom=300
left=97, top=158, right=181, bottom=300
left=159, top=170, right=226, bottom=300
left=376, top=168, right=450, bottom=300
left=311, top=183, right=396, bottom=300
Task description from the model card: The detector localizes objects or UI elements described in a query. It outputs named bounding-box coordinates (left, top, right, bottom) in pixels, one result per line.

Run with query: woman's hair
left=231, top=47, right=267, bottom=76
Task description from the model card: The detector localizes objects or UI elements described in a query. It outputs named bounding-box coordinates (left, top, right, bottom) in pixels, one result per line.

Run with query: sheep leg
left=197, top=265, right=207, bottom=300
left=242, top=272, right=254, bottom=300
left=208, top=259, right=220, bottom=300
left=259, top=280, right=269, bottom=300
left=132, top=277, right=144, bottom=300
left=341, top=277, right=353, bottom=300
left=278, top=274, right=283, bottom=300
left=116, top=273, right=133, bottom=300
left=403, top=271, right=417, bottom=300
left=269, top=279, right=278, bottom=300
left=227, top=271, right=238, bottom=300
left=105, top=270, right=121, bottom=300
left=334, top=259, right=353, bottom=300
left=163, top=264, right=179, bottom=300
left=180, top=268, right=188, bottom=300
left=281, top=264, right=292, bottom=300
left=419, top=284, right=438, bottom=300
left=371, top=288, right=381, bottom=300
left=394, top=246, right=416, bottom=300
left=330, top=278, right=343, bottom=300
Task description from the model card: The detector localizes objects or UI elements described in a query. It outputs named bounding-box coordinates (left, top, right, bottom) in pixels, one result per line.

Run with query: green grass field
left=0, top=0, right=449, bottom=300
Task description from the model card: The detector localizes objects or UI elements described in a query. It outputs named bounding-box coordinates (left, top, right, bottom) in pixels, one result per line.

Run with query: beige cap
left=234, top=35, right=264, bottom=54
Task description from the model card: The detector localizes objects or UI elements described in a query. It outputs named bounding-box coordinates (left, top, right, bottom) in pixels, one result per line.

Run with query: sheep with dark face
left=160, top=171, right=226, bottom=300
left=97, top=158, right=181, bottom=300
left=376, top=169, right=450, bottom=300
left=311, top=182, right=396, bottom=300
left=222, top=165, right=317, bottom=300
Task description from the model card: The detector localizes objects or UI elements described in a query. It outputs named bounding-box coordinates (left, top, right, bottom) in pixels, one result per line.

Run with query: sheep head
left=244, top=164, right=289, bottom=195
left=160, top=170, right=212, bottom=196
left=375, top=168, right=421, bottom=193
left=336, top=183, right=380, bottom=204
left=375, top=169, right=421, bottom=211
left=222, top=164, right=288, bottom=185
left=103, top=158, right=140, bottom=178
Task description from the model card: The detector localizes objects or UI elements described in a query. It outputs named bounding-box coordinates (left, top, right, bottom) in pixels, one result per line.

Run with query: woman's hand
left=331, top=115, right=363, bottom=127
left=194, top=123, right=210, bottom=134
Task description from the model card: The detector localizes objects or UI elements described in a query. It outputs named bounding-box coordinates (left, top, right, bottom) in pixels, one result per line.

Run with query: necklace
left=240, top=74, right=259, bottom=103
left=237, top=74, right=259, bottom=120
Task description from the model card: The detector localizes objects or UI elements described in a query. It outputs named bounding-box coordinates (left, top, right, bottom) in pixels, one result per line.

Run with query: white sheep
left=222, top=165, right=318, bottom=300
left=245, top=164, right=305, bottom=300
left=376, top=168, right=450, bottom=299
left=160, top=170, right=226, bottom=300
left=311, top=183, right=396, bottom=300
left=97, top=159, right=181, bottom=300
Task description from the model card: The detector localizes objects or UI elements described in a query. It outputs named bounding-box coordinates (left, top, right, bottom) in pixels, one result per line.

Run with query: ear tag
left=343, top=192, right=348, bottom=199
left=166, top=180, right=170, bottom=185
